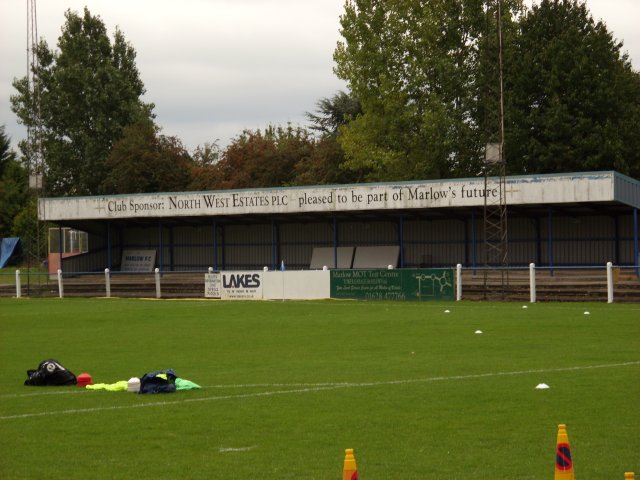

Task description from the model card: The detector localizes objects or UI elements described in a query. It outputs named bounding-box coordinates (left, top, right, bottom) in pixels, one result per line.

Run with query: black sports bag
left=24, top=359, right=77, bottom=386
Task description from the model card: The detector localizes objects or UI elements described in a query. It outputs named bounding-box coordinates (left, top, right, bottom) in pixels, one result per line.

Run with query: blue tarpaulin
left=0, top=237, right=20, bottom=268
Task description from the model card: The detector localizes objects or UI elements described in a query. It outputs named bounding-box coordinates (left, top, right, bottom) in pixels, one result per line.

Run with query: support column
left=471, top=211, right=477, bottom=273
left=534, top=217, right=541, bottom=266
left=271, top=220, right=279, bottom=271
left=398, top=215, right=405, bottom=268
left=213, top=221, right=219, bottom=271
left=548, top=208, right=554, bottom=276
left=168, top=225, right=175, bottom=271
left=106, top=222, right=112, bottom=270
left=614, top=215, right=620, bottom=266
left=220, top=224, right=226, bottom=271
left=158, top=221, right=164, bottom=272
left=633, top=208, right=639, bottom=277
left=333, top=217, right=338, bottom=269
left=58, top=227, right=64, bottom=273
left=464, top=218, right=469, bottom=267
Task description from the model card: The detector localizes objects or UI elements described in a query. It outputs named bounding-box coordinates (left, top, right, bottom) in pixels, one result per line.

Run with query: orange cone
left=624, top=473, right=635, bottom=480
left=343, top=448, right=358, bottom=480
left=555, top=424, right=576, bottom=480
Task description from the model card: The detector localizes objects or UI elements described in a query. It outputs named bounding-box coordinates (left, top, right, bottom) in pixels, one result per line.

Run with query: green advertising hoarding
left=330, top=268, right=454, bottom=301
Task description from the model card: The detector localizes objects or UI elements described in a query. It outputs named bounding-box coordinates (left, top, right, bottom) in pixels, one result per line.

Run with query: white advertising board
left=262, top=270, right=331, bottom=300
left=204, top=273, right=221, bottom=298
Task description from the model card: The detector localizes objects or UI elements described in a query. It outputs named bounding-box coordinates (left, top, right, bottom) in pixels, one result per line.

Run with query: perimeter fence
left=1, top=264, right=639, bottom=302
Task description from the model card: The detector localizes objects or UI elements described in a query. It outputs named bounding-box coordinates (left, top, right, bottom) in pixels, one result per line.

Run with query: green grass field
left=0, top=298, right=638, bottom=479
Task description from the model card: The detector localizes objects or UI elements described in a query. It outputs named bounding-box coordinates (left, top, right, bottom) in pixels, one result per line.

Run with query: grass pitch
left=0, top=298, right=638, bottom=479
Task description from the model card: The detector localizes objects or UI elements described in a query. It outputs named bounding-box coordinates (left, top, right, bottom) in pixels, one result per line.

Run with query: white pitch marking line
left=219, top=446, right=257, bottom=453
left=0, top=389, right=89, bottom=399
left=1, top=361, right=638, bottom=421
left=202, top=382, right=352, bottom=389
left=0, top=382, right=353, bottom=399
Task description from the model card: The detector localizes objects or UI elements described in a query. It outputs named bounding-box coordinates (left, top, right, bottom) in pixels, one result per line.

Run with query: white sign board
left=120, top=249, right=156, bottom=272
left=38, top=172, right=629, bottom=222
left=204, top=273, right=221, bottom=298
left=220, top=271, right=263, bottom=300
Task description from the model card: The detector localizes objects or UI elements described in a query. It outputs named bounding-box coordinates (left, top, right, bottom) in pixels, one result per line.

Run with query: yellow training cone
left=555, top=424, right=575, bottom=480
left=343, top=448, right=359, bottom=480
left=624, top=473, right=635, bottom=480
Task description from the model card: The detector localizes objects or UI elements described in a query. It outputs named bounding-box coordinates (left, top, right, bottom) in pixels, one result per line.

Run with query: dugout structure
left=38, top=171, right=640, bottom=275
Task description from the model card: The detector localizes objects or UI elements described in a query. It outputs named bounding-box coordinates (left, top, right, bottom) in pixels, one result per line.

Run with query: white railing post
left=15, top=269, right=21, bottom=298
left=529, top=263, right=536, bottom=303
left=155, top=267, right=161, bottom=299
left=105, top=268, right=111, bottom=298
left=606, top=261, right=613, bottom=303
left=456, top=264, right=462, bottom=301
left=57, top=269, right=64, bottom=298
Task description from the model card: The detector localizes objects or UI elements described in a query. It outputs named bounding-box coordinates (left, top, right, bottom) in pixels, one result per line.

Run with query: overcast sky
left=1, top=0, right=638, bottom=153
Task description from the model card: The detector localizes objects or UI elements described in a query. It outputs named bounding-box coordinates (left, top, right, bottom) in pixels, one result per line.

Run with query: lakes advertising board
left=38, top=172, right=620, bottom=222
left=219, top=271, right=263, bottom=300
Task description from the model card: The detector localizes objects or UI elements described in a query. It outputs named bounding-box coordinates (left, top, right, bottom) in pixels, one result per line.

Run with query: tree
left=288, top=91, right=365, bottom=186
left=333, top=1, right=523, bottom=181
left=0, top=126, right=29, bottom=239
left=102, top=120, right=192, bottom=194
left=305, top=90, right=362, bottom=136
left=192, top=125, right=315, bottom=191
left=191, top=142, right=221, bottom=167
left=334, top=0, right=639, bottom=182
left=505, top=0, right=640, bottom=177
left=11, top=7, right=153, bottom=196
left=291, top=134, right=362, bottom=185
left=0, top=126, right=17, bottom=176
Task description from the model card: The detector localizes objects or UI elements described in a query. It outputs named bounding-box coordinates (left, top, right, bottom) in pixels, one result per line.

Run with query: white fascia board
left=38, top=171, right=618, bottom=222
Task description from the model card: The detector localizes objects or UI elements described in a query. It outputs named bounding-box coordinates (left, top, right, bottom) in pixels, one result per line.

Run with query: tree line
left=2, top=1, right=639, bottom=243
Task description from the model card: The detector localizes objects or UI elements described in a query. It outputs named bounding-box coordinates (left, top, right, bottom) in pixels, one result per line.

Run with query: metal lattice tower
left=483, top=0, right=508, bottom=299
left=27, top=0, right=42, bottom=182
left=26, top=0, right=46, bottom=291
